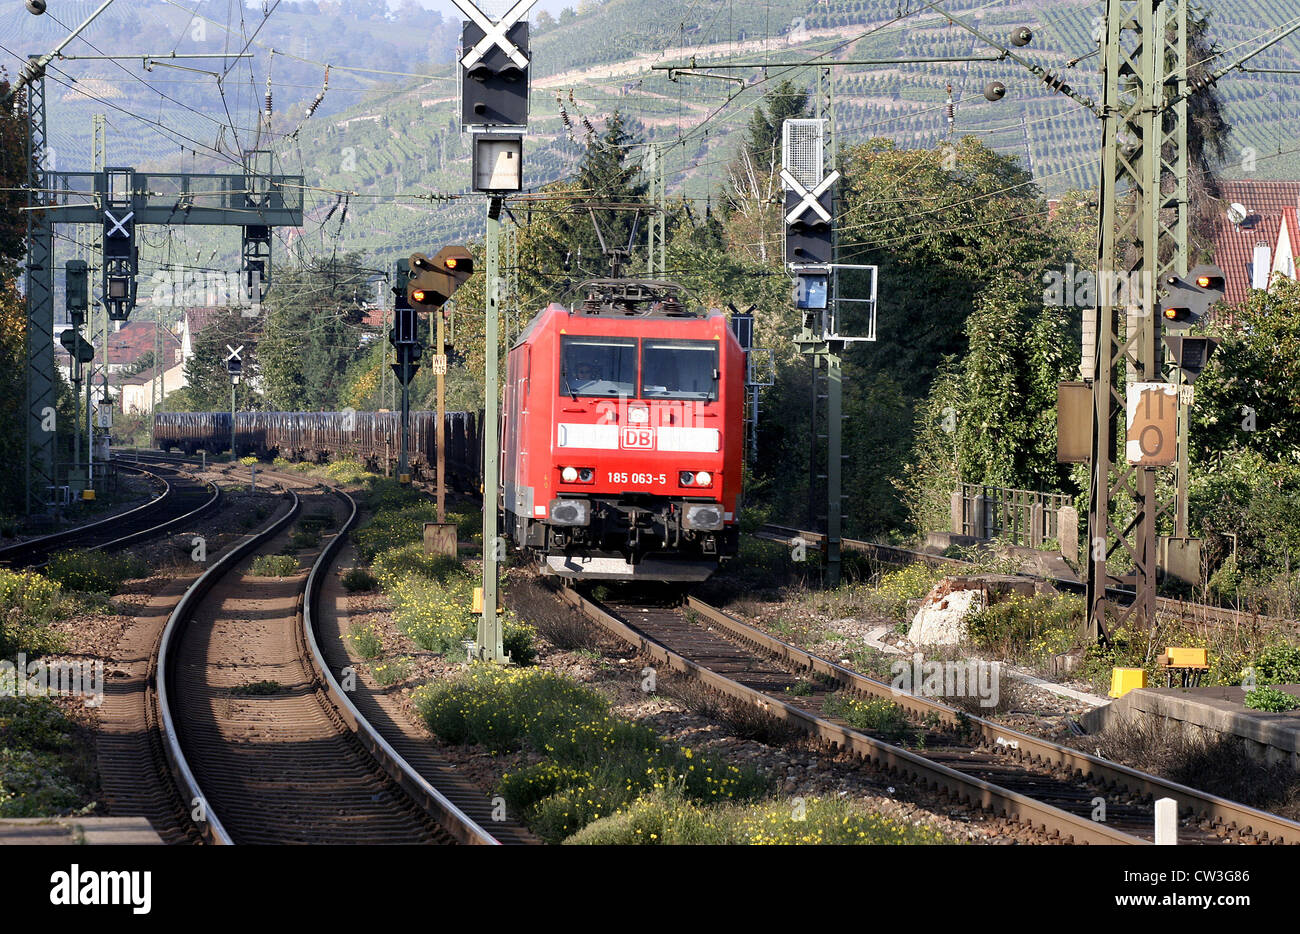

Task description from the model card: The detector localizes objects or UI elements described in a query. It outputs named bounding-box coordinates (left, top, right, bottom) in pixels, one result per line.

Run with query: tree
left=0, top=80, right=30, bottom=514
left=552, top=111, right=647, bottom=277
left=169, top=309, right=259, bottom=411
left=898, top=273, right=1079, bottom=533
left=256, top=255, right=372, bottom=410
left=1193, top=276, right=1300, bottom=464
left=722, top=79, right=811, bottom=265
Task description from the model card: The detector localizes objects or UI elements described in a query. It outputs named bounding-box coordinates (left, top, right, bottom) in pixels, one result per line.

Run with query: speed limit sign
left=1125, top=382, right=1178, bottom=466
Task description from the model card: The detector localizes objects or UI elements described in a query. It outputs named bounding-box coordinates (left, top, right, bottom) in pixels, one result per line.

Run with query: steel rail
left=0, top=463, right=222, bottom=568
left=154, top=489, right=301, bottom=844
left=0, top=463, right=172, bottom=565
left=554, top=583, right=1146, bottom=845
left=299, top=487, right=499, bottom=845
left=683, top=596, right=1300, bottom=845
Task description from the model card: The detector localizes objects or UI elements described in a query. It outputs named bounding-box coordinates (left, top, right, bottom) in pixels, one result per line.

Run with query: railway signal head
left=66, top=260, right=89, bottom=323
left=460, top=19, right=530, bottom=127
left=394, top=259, right=412, bottom=312
left=1160, top=263, right=1225, bottom=332
left=784, top=190, right=834, bottom=265
left=1163, top=335, right=1220, bottom=383
left=407, top=247, right=475, bottom=311
left=391, top=306, right=418, bottom=345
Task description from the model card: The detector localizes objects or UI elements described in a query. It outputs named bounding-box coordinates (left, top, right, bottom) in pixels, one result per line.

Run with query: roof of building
left=1209, top=178, right=1300, bottom=315
left=182, top=306, right=225, bottom=338
left=95, top=320, right=182, bottom=367
left=1217, top=180, right=1300, bottom=220
left=113, top=358, right=185, bottom=386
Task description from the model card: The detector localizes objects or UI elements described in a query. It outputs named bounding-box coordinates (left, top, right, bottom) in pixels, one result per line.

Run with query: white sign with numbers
left=1125, top=382, right=1178, bottom=466
left=432, top=354, right=448, bottom=375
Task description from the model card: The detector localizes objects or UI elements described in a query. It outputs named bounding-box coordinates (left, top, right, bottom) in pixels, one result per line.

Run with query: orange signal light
left=445, top=257, right=459, bottom=270
left=412, top=290, right=430, bottom=303
left=1195, top=275, right=1212, bottom=288
left=1164, top=307, right=1182, bottom=320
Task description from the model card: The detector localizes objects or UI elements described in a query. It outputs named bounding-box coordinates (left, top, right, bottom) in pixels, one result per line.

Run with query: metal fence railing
left=954, top=483, right=1073, bottom=548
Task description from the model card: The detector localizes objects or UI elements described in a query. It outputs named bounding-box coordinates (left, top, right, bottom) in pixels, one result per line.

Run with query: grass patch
left=565, top=787, right=951, bottom=845
left=821, top=693, right=919, bottom=743
left=0, top=697, right=95, bottom=817
left=415, top=664, right=767, bottom=842
left=44, top=550, right=148, bottom=595
left=341, top=567, right=378, bottom=592
left=230, top=680, right=282, bottom=696
left=371, top=656, right=413, bottom=686
left=348, top=622, right=384, bottom=660
left=248, top=554, right=298, bottom=577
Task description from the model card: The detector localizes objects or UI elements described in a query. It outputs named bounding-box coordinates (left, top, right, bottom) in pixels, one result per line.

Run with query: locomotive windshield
left=560, top=336, right=638, bottom=397
left=641, top=340, right=718, bottom=401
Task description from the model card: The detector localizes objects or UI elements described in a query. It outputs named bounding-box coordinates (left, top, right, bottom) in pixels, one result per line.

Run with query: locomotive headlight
left=679, top=470, right=695, bottom=486
left=578, top=468, right=594, bottom=483
left=561, top=466, right=579, bottom=482
left=695, top=471, right=712, bottom=486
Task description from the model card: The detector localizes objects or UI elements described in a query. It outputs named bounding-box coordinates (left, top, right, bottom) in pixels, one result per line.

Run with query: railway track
left=757, top=523, right=1299, bottom=633
left=0, top=462, right=220, bottom=569
left=555, top=583, right=1300, bottom=845
left=137, top=471, right=500, bottom=844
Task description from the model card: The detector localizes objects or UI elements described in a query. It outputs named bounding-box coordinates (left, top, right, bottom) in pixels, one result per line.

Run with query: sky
left=406, top=0, right=577, bottom=17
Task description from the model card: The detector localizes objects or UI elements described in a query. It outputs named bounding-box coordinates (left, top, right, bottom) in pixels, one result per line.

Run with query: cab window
left=560, top=336, right=637, bottom=397
left=641, top=339, right=718, bottom=400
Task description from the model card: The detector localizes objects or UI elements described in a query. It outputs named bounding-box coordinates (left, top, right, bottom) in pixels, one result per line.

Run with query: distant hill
left=12, top=0, right=1300, bottom=277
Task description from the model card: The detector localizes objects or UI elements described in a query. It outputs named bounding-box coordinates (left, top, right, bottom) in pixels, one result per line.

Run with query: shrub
left=249, top=554, right=298, bottom=577
left=239, top=456, right=259, bottom=467
left=371, top=656, right=412, bottom=686
left=341, top=567, right=377, bottom=592
left=416, top=665, right=766, bottom=842
left=230, top=680, right=282, bottom=695
left=822, top=693, right=916, bottom=742
left=0, top=569, right=62, bottom=624
left=1246, top=644, right=1300, bottom=686
left=45, top=550, right=148, bottom=594
left=372, top=544, right=463, bottom=588
left=289, top=526, right=321, bottom=550
left=1244, top=685, right=1300, bottom=713
left=355, top=504, right=441, bottom=562
left=868, top=563, right=946, bottom=621
left=390, top=574, right=474, bottom=653
left=565, top=787, right=951, bottom=845
left=503, top=617, right=538, bottom=666
left=415, top=665, right=608, bottom=750
left=348, top=622, right=384, bottom=660
left=965, top=593, right=1084, bottom=662
left=322, top=460, right=372, bottom=485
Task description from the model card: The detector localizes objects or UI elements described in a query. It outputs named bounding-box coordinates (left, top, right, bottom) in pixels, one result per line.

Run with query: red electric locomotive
left=502, top=280, right=744, bottom=581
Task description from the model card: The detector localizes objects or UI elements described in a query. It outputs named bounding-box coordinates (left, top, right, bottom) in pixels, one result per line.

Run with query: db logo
left=621, top=427, right=655, bottom=450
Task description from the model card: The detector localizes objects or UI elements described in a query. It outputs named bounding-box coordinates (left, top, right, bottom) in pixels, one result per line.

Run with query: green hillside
left=13, top=0, right=1300, bottom=275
